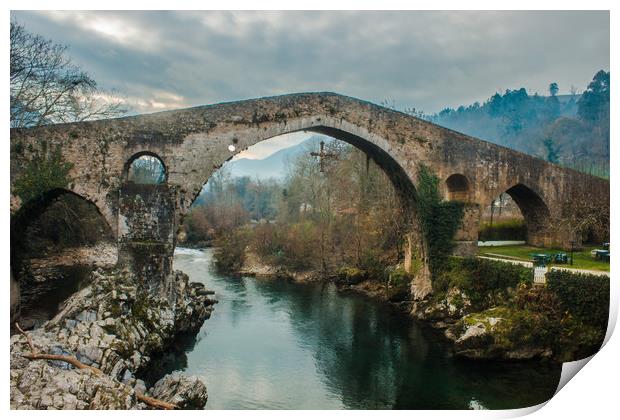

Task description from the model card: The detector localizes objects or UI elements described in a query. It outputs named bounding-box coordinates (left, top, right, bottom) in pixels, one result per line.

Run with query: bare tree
left=10, top=21, right=127, bottom=128
left=555, top=180, right=609, bottom=244
left=128, top=156, right=166, bottom=184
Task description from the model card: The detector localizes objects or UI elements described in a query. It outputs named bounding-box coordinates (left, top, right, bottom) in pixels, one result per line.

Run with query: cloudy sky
left=11, top=10, right=609, bottom=158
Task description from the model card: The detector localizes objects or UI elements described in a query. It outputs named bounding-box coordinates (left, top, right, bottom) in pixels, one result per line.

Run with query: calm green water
left=152, top=247, right=561, bottom=410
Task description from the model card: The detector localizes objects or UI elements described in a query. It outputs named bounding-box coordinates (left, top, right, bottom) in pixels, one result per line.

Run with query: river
left=136, top=247, right=561, bottom=409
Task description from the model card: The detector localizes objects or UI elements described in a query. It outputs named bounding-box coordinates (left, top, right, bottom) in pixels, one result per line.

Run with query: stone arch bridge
left=10, top=92, right=609, bottom=301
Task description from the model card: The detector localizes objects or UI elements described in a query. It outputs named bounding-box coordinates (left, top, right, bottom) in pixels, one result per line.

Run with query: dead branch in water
left=15, top=322, right=178, bottom=410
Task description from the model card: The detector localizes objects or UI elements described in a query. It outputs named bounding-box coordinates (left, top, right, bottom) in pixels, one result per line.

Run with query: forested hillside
left=429, top=70, right=609, bottom=177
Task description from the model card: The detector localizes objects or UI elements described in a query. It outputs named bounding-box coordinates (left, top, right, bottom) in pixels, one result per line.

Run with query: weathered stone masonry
left=10, top=92, right=610, bottom=301
left=117, top=183, right=177, bottom=298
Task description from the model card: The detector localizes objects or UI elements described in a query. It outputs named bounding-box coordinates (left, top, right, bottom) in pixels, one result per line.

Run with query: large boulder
left=445, top=307, right=553, bottom=360
left=413, top=287, right=472, bottom=322
left=149, top=372, right=208, bottom=409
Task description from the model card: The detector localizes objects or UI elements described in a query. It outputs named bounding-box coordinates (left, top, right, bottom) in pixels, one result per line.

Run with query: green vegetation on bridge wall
left=416, top=165, right=464, bottom=278
left=12, top=143, right=73, bottom=203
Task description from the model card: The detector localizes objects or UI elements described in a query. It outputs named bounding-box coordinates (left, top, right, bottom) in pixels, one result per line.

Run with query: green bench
left=530, top=253, right=551, bottom=266
left=530, top=253, right=569, bottom=265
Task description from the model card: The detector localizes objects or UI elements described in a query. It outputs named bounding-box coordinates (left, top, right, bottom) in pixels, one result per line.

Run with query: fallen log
left=22, top=352, right=103, bottom=376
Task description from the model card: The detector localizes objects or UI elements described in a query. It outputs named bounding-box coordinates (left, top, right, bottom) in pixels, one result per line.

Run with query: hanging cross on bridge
left=310, top=140, right=339, bottom=172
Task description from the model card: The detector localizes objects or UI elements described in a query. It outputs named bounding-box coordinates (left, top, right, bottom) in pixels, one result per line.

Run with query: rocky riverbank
left=10, top=266, right=216, bottom=409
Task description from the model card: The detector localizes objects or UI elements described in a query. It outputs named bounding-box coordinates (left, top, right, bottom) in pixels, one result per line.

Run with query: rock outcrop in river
left=10, top=267, right=216, bottom=409
left=444, top=307, right=553, bottom=360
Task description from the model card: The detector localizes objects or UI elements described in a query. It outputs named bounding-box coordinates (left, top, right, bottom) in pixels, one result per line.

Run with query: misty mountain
left=192, top=135, right=326, bottom=207
left=225, top=135, right=324, bottom=180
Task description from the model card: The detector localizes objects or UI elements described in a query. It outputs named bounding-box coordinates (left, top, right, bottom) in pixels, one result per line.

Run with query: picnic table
left=591, top=249, right=610, bottom=261
left=530, top=253, right=569, bottom=265
left=530, top=253, right=551, bottom=266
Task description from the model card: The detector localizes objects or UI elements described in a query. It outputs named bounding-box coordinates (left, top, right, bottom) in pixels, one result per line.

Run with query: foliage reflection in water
left=146, top=248, right=561, bottom=410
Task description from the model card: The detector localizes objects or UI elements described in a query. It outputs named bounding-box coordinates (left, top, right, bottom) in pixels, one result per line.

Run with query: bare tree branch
left=10, top=21, right=128, bottom=128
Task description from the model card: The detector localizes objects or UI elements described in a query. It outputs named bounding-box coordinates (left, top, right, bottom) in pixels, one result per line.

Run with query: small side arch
left=446, top=174, right=471, bottom=202
left=124, top=151, right=167, bottom=184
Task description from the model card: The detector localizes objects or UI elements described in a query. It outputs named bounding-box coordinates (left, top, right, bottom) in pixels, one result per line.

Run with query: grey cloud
left=11, top=10, right=609, bottom=114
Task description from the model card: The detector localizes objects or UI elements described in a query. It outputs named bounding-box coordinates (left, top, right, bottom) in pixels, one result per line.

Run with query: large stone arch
left=148, top=112, right=428, bottom=222
left=171, top=121, right=433, bottom=300
left=178, top=123, right=418, bottom=214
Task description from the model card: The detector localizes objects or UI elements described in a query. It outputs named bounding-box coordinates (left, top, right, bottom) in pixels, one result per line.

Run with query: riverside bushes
left=251, top=221, right=321, bottom=271
left=337, top=267, right=367, bottom=284
left=440, top=257, right=609, bottom=361
left=434, top=257, right=532, bottom=308
left=547, top=270, right=610, bottom=331
left=213, top=229, right=249, bottom=272
left=512, top=273, right=609, bottom=361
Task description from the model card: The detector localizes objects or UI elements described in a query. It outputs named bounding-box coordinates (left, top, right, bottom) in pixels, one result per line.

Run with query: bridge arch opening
left=125, top=152, right=167, bottom=185
left=479, top=183, right=550, bottom=246
left=11, top=188, right=115, bottom=328
left=177, top=128, right=426, bottom=300
left=445, top=174, right=471, bottom=202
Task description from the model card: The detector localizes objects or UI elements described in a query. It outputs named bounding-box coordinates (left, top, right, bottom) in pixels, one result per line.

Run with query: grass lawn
left=478, top=244, right=610, bottom=272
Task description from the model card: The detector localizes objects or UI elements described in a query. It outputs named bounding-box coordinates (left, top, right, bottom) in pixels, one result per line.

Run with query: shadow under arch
left=11, top=188, right=115, bottom=269
left=501, top=183, right=552, bottom=246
